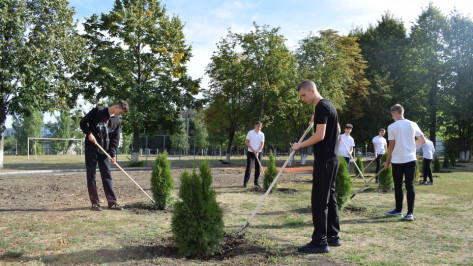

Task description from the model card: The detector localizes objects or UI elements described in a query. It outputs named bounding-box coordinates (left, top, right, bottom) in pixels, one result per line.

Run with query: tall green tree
left=80, top=0, right=199, bottom=161
left=206, top=23, right=297, bottom=161
left=0, top=0, right=85, bottom=167
left=353, top=13, right=409, bottom=145
left=12, top=110, right=43, bottom=154
left=407, top=4, right=449, bottom=142
left=443, top=12, right=473, bottom=160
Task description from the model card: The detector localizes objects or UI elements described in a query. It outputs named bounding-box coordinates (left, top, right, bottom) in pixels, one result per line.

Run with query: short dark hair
left=390, top=104, right=404, bottom=115
left=255, top=121, right=262, bottom=126
left=345, top=124, right=353, bottom=129
left=297, top=80, right=316, bottom=91
left=379, top=128, right=385, bottom=132
left=116, top=100, right=129, bottom=113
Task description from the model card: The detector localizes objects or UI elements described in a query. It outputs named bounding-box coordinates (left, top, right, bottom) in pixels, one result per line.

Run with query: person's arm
left=257, top=141, right=264, bottom=153
left=291, top=123, right=326, bottom=151
left=415, top=135, right=426, bottom=147
left=373, top=142, right=377, bottom=157
left=245, top=139, right=256, bottom=153
left=108, top=120, right=120, bottom=161
left=80, top=108, right=98, bottom=144
left=383, top=140, right=395, bottom=169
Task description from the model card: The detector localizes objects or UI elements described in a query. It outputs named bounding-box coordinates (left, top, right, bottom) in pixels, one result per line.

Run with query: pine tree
left=450, top=153, right=456, bottom=166
left=442, top=155, right=450, bottom=169
left=171, top=161, right=224, bottom=258
left=263, top=151, right=278, bottom=193
left=335, top=156, right=352, bottom=210
left=354, top=155, right=365, bottom=177
left=378, top=153, right=393, bottom=192
left=150, top=151, right=174, bottom=209
left=433, top=155, right=441, bottom=172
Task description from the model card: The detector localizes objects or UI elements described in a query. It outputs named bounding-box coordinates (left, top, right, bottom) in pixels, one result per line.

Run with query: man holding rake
left=80, top=100, right=129, bottom=211
left=291, top=80, right=341, bottom=254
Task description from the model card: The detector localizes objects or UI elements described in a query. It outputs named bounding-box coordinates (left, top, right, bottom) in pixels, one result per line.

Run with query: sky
left=5, top=0, right=473, bottom=128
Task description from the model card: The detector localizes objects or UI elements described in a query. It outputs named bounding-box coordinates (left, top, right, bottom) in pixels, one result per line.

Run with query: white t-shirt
left=388, top=119, right=423, bottom=164
left=339, top=134, right=355, bottom=157
left=372, top=135, right=387, bottom=155
left=246, top=129, right=264, bottom=152
left=417, top=139, right=435, bottom=160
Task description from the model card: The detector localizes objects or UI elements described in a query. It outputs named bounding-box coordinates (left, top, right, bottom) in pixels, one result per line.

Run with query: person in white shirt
left=383, top=104, right=425, bottom=221
left=372, top=128, right=387, bottom=183
left=339, top=124, right=355, bottom=172
left=243, top=121, right=265, bottom=188
left=417, top=137, right=435, bottom=185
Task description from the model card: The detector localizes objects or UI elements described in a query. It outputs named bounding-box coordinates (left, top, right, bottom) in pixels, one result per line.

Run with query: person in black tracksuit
left=291, top=80, right=341, bottom=254
left=80, top=100, right=129, bottom=211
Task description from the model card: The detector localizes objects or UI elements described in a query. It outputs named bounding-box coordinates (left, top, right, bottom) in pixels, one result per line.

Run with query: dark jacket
left=80, top=106, right=121, bottom=157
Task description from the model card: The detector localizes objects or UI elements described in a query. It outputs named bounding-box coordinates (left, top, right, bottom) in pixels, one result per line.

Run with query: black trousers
left=85, top=148, right=117, bottom=206
left=244, top=151, right=261, bottom=185
left=392, top=161, right=416, bottom=214
left=423, top=158, right=433, bottom=182
left=375, top=154, right=384, bottom=179
left=343, top=156, right=350, bottom=172
left=311, top=160, right=340, bottom=245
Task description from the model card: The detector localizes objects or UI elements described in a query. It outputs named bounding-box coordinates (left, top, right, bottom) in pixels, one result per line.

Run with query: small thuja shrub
left=354, top=155, right=365, bottom=177
left=433, top=155, right=441, bottom=172
left=150, top=151, right=174, bottom=209
left=378, top=153, right=393, bottom=192
left=450, top=153, right=456, bottom=166
left=263, top=151, right=278, bottom=193
left=335, top=156, right=352, bottom=210
left=171, top=161, right=224, bottom=258
left=442, top=154, right=450, bottom=169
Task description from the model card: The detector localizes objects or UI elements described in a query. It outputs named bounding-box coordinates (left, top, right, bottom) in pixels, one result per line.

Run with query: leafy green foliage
left=80, top=0, right=200, bottom=155
left=378, top=153, right=393, bottom=192
left=450, top=153, right=456, bottom=167
left=263, top=151, right=278, bottom=193
left=150, top=151, right=174, bottom=209
left=433, top=156, right=441, bottom=172
left=442, top=155, right=450, bottom=169
left=335, top=156, right=352, bottom=210
left=354, top=155, right=365, bottom=177
left=12, top=110, right=44, bottom=155
left=171, top=161, right=224, bottom=258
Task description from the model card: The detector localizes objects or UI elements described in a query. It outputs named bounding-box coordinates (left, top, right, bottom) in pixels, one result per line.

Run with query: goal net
left=27, top=137, right=83, bottom=159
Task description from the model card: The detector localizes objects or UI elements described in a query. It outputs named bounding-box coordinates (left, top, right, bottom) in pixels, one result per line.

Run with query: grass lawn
left=0, top=158, right=472, bottom=265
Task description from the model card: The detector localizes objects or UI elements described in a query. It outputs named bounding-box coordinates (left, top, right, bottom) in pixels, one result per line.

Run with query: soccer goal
left=27, top=137, right=83, bottom=160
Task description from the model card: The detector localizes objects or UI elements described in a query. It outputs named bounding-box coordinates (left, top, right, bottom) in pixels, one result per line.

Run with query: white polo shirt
left=246, top=129, right=264, bottom=152
left=372, top=135, right=387, bottom=155
left=339, top=134, right=355, bottom=157
left=388, top=119, right=423, bottom=163
left=417, top=139, right=435, bottom=160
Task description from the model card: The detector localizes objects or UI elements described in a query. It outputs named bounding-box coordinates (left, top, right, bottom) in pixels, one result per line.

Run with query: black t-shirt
left=313, top=99, right=339, bottom=161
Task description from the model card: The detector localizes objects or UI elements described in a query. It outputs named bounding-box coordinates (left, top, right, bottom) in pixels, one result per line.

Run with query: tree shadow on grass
left=0, top=207, right=88, bottom=212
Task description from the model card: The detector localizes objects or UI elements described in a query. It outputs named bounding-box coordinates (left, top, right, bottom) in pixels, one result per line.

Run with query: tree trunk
left=225, top=129, right=235, bottom=162
left=0, top=105, right=6, bottom=169
left=132, top=124, right=140, bottom=161
left=428, top=84, right=437, bottom=145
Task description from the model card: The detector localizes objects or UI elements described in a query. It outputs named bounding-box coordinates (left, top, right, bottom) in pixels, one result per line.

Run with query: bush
left=433, top=155, right=441, bottom=172
left=450, top=153, right=456, bottom=166
left=354, top=155, right=365, bottom=177
left=150, top=151, right=174, bottom=209
left=263, top=151, right=278, bottom=193
left=378, top=153, right=393, bottom=192
left=335, top=156, right=352, bottom=210
left=442, top=155, right=450, bottom=169
left=171, top=161, right=224, bottom=258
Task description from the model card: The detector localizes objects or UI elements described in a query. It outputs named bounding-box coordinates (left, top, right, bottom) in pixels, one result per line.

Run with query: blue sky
left=5, top=0, right=473, bottom=127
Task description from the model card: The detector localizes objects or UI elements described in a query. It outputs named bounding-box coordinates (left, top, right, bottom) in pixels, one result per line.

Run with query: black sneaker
left=298, top=243, right=330, bottom=254
left=254, top=183, right=261, bottom=188
left=327, top=237, right=341, bottom=247
left=91, top=204, right=103, bottom=211
left=243, top=183, right=248, bottom=188
left=108, top=203, right=123, bottom=211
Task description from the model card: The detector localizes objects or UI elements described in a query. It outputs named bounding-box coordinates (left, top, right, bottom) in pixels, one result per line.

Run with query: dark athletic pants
left=85, top=148, right=117, bottom=206
left=343, top=156, right=350, bottom=172
left=392, top=161, right=416, bottom=214
left=311, top=160, right=340, bottom=246
left=243, top=151, right=261, bottom=185
left=423, top=158, right=433, bottom=182
left=375, top=154, right=384, bottom=180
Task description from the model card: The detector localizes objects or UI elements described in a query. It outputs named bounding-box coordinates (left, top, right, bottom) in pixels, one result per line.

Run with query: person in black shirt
left=291, top=80, right=341, bottom=254
left=80, top=100, right=129, bottom=211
